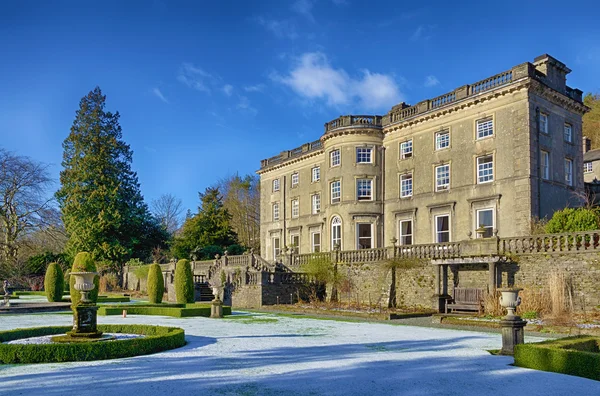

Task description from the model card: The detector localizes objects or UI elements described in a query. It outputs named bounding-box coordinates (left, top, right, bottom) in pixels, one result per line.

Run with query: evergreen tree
left=56, top=87, right=166, bottom=273
left=171, top=187, right=238, bottom=259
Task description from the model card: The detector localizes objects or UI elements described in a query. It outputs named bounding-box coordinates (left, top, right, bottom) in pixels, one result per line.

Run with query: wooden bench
left=445, top=288, right=484, bottom=314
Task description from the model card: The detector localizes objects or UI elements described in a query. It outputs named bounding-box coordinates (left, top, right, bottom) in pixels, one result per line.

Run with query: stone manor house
left=258, top=54, right=588, bottom=262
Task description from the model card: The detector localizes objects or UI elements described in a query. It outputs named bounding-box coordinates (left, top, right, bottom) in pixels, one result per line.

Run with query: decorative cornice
left=321, top=127, right=383, bottom=143
left=256, top=149, right=323, bottom=175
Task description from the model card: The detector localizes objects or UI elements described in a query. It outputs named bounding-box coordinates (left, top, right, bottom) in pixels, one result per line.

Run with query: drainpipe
left=380, top=145, right=386, bottom=248
left=535, top=107, right=542, bottom=220
left=282, top=175, right=287, bottom=252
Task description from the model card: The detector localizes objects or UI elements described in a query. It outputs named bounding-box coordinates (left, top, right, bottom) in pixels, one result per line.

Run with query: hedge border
left=514, top=335, right=600, bottom=381
left=0, top=324, right=185, bottom=364
left=98, top=303, right=232, bottom=318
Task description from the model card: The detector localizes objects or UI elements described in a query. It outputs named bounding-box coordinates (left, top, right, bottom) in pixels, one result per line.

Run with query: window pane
left=436, top=216, right=449, bottom=243
left=477, top=119, right=494, bottom=138
left=477, top=209, right=494, bottom=238
left=436, top=131, right=449, bottom=150
left=356, top=148, right=372, bottom=163
left=357, top=223, right=372, bottom=249
left=331, top=181, right=341, bottom=203
left=357, top=179, right=372, bottom=200
left=436, top=165, right=450, bottom=190
left=477, top=155, right=494, bottom=183
left=400, top=220, right=413, bottom=245
left=400, top=174, right=412, bottom=197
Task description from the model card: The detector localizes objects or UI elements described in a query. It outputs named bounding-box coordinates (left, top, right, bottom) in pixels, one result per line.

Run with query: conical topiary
left=44, top=262, right=65, bottom=302
left=174, top=259, right=194, bottom=303
left=147, top=263, right=165, bottom=304
left=69, top=252, right=99, bottom=306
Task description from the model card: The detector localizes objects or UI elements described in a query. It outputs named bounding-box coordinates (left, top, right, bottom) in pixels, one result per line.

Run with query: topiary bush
left=545, top=207, right=600, bottom=233
left=69, top=252, right=99, bottom=306
left=147, top=263, right=165, bottom=304
left=44, top=262, right=64, bottom=302
left=174, top=259, right=194, bottom=303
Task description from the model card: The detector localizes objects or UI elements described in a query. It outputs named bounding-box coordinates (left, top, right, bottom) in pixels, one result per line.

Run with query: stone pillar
left=68, top=304, right=102, bottom=338
left=500, top=318, right=527, bottom=355
left=210, top=300, right=223, bottom=318
left=442, top=265, right=449, bottom=295
left=488, top=262, right=497, bottom=294
left=434, top=265, right=440, bottom=295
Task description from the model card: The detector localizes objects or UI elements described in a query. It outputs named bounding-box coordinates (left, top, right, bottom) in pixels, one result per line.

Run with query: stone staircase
left=194, top=282, right=215, bottom=302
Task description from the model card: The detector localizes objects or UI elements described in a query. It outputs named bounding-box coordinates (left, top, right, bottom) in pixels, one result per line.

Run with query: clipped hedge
left=174, top=259, right=194, bottom=304
left=44, top=263, right=64, bottom=302
left=514, top=336, right=600, bottom=381
left=69, top=252, right=99, bottom=306
left=0, top=324, right=185, bottom=364
left=62, top=295, right=131, bottom=303
left=98, top=303, right=232, bottom=318
left=147, top=263, right=164, bottom=304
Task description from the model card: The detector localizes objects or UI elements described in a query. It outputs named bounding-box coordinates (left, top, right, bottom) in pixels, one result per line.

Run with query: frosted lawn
left=1, top=312, right=599, bottom=395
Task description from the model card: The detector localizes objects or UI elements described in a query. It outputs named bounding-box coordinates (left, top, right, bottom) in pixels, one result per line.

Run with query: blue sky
left=1, top=0, right=599, bottom=214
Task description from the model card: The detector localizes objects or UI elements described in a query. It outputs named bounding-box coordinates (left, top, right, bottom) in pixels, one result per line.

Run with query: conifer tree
left=56, top=87, right=166, bottom=273
left=171, top=187, right=238, bottom=259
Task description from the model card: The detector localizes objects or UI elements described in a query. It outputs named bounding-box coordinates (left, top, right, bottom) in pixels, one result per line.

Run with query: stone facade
left=258, top=55, right=587, bottom=262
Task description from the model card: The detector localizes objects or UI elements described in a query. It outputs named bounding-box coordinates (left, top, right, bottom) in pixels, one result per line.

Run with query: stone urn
left=68, top=272, right=102, bottom=338
left=499, top=288, right=522, bottom=320
left=71, top=272, right=97, bottom=303
left=212, top=286, right=222, bottom=302
left=211, top=285, right=224, bottom=319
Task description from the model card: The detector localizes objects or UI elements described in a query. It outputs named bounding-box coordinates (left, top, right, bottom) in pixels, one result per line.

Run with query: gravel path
left=1, top=311, right=598, bottom=396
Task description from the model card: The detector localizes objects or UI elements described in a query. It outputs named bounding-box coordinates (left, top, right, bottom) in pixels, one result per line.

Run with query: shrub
left=69, top=252, right=99, bottom=306
left=99, top=273, right=119, bottom=293
left=44, top=263, right=64, bottom=302
left=226, top=244, right=245, bottom=256
left=174, top=259, right=194, bottom=303
left=147, top=264, right=165, bottom=304
left=545, top=207, right=600, bottom=234
left=200, top=245, right=223, bottom=260
left=0, top=324, right=185, bottom=364
left=514, top=336, right=600, bottom=381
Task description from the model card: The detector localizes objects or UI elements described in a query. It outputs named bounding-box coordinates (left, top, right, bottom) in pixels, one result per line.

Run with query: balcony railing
left=260, top=139, right=323, bottom=169
left=324, top=115, right=383, bottom=133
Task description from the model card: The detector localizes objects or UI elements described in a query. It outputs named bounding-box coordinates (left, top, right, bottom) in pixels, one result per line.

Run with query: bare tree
left=0, top=149, right=54, bottom=275
left=151, top=193, right=184, bottom=235
left=217, top=174, right=260, bottom=251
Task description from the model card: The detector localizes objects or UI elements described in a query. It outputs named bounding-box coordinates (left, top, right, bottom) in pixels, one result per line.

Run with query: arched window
left=331, top=216, right=342, bottom=250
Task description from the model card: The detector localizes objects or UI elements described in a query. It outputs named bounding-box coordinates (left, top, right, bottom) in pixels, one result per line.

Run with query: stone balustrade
left=500, top=231, right=600, bottom=255
left=260, top=139, right=322, bottom=169
left=323, top=115, right=383, bottom=133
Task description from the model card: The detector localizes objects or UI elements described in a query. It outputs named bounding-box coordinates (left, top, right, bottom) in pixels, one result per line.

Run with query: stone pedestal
left=68, top=304, right=103, bottom=338
left=499, top=318, right=526, bottom=355
left=210, top=299, right=223, bottom=318
left=432, top=294, right=450, bottom=313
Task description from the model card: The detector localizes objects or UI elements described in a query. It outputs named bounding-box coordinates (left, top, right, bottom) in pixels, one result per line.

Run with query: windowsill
left=399, top=156, right=413, bottom=160
left=435, top=187, right=450, bottom=193
left=400, top=195, right=413, bottom=199
left=435, top=147, right=450, bottom=152
left=477, top=180, right=494, bottom=185
left=476, top=135, right=494, bottom=141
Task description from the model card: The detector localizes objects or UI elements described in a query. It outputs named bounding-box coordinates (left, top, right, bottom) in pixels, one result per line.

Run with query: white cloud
left=255, top=17, right=298, bottom=39
left=291, top=0, right=315, bottom=22
left=223, top=84, right=234, bottom=96
left=272, top=52, right=402, bottom=111
left=424, top=75, right=440, bottom=87
left=244, top=84, right=266, bottom=93
left=177, top=63, right=213, bottom=92
left=152, top=88, right=169, bottom=103
left=237, top=95, right=258, bottom=116
left=410, top=24, right=435, bottom=41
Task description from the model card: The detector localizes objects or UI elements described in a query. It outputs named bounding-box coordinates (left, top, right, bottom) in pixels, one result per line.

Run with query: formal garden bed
left=256, top=302, right=436, bottom=321
left=98, top=303, right=232, bottom=318
left=0, top=324, right=185, bottom=364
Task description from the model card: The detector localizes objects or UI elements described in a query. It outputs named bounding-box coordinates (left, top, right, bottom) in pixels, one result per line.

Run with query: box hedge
left=98, top=303, right=231, bottom=318
left=0, top=324, right=185, bottom=364
left=514, top=336, right=600, bottom=381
